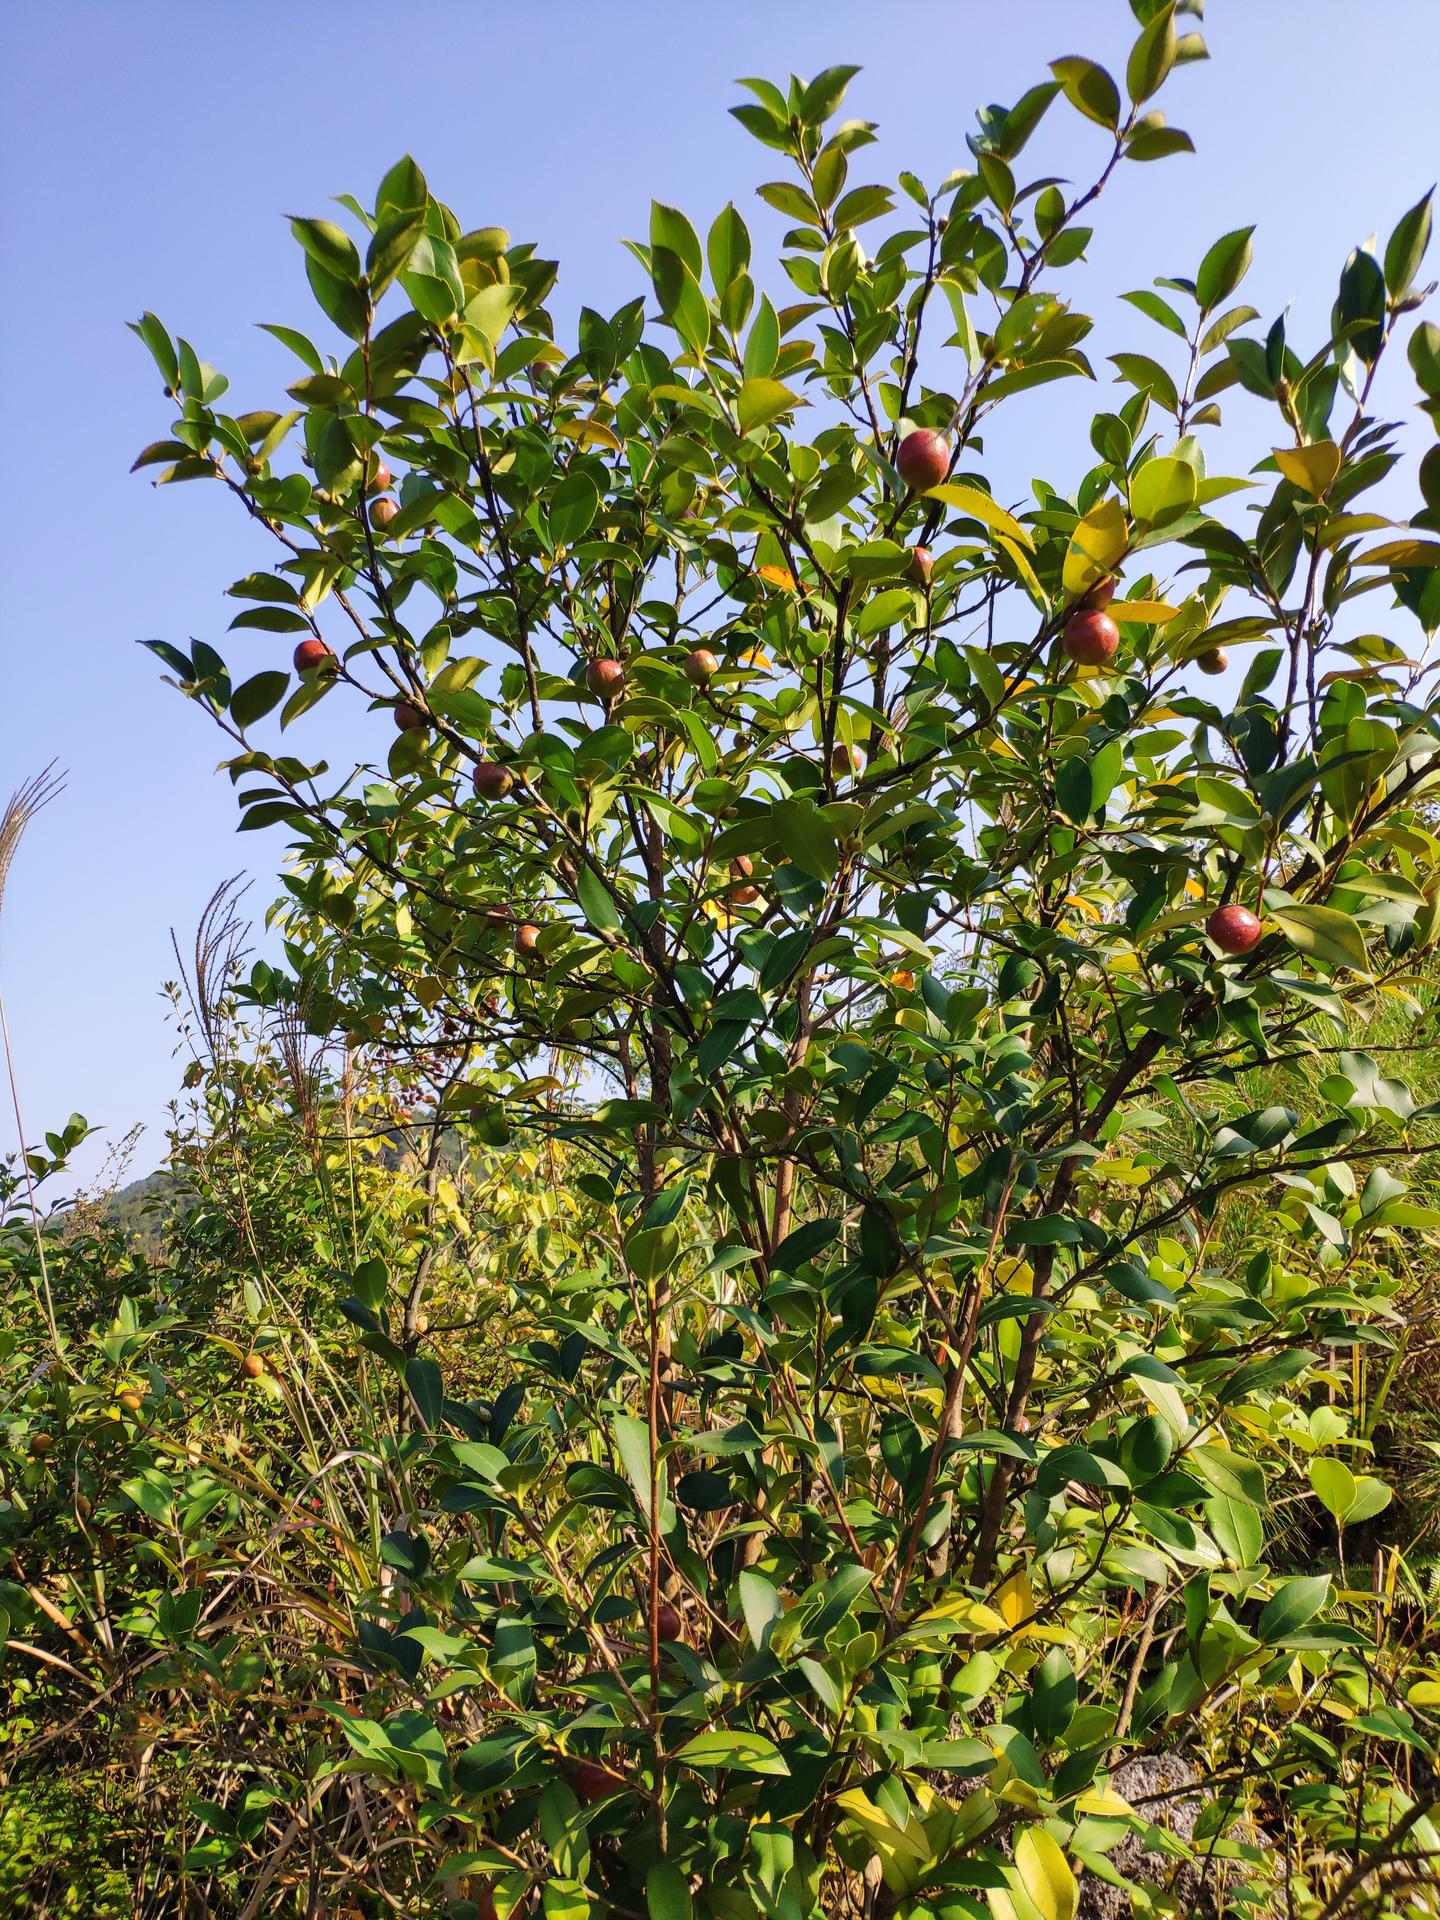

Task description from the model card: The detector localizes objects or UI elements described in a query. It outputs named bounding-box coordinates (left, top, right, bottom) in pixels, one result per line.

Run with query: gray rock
left=1076, top=1752, right=1276, bottom=1919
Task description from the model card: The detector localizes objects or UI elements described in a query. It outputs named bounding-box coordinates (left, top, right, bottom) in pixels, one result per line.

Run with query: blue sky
left=1, top=0, right=1437, bottom=1190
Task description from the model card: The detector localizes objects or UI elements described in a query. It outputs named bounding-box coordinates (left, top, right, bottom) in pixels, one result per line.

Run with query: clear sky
left=2, top=1, right=1438, bottom=1191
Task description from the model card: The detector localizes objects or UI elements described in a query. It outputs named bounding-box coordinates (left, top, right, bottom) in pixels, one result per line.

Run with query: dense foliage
left=10, top=3, right=1440, bottom=1913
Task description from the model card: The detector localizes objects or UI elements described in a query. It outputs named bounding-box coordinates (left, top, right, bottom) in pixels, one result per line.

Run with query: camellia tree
left=130, top=3, right=1440, bottom=1914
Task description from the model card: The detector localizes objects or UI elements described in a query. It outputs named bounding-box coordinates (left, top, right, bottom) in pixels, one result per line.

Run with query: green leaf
left=858, top=587, right=917, bottom=635
left=738, top=1569, right=783, bottom=1650
left=1205, top=1492, right=1263, bottom=1567
left=744, top=297, right=780, bottom=380
left=647, top=1864, right=693, bottom=1920
left=289, top=216, right=359, bottom=282
left=229, top=670, right=289, bottom=730
left=1264, top=899, right=1370, bottom=974
left=1345, top=1475, right=1392, bottom=1525
left=1196, top=227, right=1255, bottom=310
left=707, top=203, right=751, bottom=292
left=1130, top=454, right=1197, bottom=525
left=1126, top=3, right=1177, bottom=104
left=651, top=202, right=703, bottom=281
left=1309, top=1456, right=1356, bottom=1523
left=258, top=322, right=325, bottom=374
left=405, top=1356, right=443, bottom=1429
left=611, top=1413, right=656, bottom=1523
left=1257, top=1574, right=1330, bottom=1644
left=1334, top=245, right=1387, bottom=365
left=772, top=798, right=838, bottom=881
left=464, top=282, right=526, bottom=346
left=799, top=64, right=860, bottom=126
left=1050, top=57, right=1121, bottom=130
left=366, top=214, right=424, bottom=298
left=576, top=863, right=620, bottom=932
left=674, top=1730, right=789, bottom=1775
left=306, top=257, right=369, bottom=341
left=1384, top=188, right=1434, bottom=301
left=1125, top=123, right=1195, bottom=162
left=1110, top=352, right=1180, bottom=414
left=832, top=184, right=894, bottom=230
left=737, top=378, right=800, bottom=435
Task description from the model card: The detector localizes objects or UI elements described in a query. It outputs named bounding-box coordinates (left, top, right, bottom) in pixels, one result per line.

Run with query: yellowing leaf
left=1062, top=497, right=1128, bottom=595
left=1014, top=1827, right=1077, bottom=1920
left=913, top=1596, right=1009, bottom=1636
left=756, top=563, right=798, bottom=591
left=554, top=417, right=622, bottom=451
left=1274, top=440, right=1342, bottom=497
left=994, top=1569, right=1036, bottom=1634
left=1357, top=538, right=1440, bottom=567
left=1075, top=1785, right=1134, bottom=1818
left=833, top=1790, right=931, bottom=1868
left=1111, top=598, right=1179, bottom=623
left=928, top=482, right=1034, bottom=550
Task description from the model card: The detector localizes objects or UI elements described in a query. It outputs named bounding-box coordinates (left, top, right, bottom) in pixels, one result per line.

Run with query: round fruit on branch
left=1206, top=902, right=1264, bottom=955
left=1062, top=609, right=1119, bottom=667
left=727, top=855, right=760, bottom=905
left=562, top=1756, right=627, bottom=1804
left=393, top=701, right=427, bottom=732
left=683, top=647, right=719, bottom=687
left=293, top=638, right=336, bottom=674
left=896, top=428, right=951, bottom=494
left=472, top=762, right=515, bottom=801
left=585, top=657, right=626, bottom=701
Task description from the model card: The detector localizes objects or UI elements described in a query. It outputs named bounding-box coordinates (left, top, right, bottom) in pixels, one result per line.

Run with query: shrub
left=22, top=6, right=1440, bottom=1914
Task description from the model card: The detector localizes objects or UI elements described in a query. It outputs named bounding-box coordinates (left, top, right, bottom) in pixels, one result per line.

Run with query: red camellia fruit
left=293, top=638, right=335, bottom=674
left=241, top=1353, right=266, bottom=1379
left=896, top=428, right=950, bottom=493
left=908, top=544, right=934, bottom=585
left=1206, top=903, right=1264, bottom=956
left=483, top=903, right=513, bottom=928
left=29, top=1432, right=53, bottom=1457
left=728, top=855, right=760, bottom=905
left=369, top=495, right=399, bottom=529
left=1062, top=609, right=1119, bottom=667
left=472, top=761, right=514, bottom=801
left=1082, top=575, right=1117, bottom=611
left=393, top=701, right=427, bottom=732
left=514, top=922, right=542, bottom=959
left=1196, top=646, right=1229, bottom=675
left=831, top=742, right=861, bottom=779
left=367, top=459, right=391, bottom=494
left=585, top=657, right=626, bottom=700
left=564, top=1757, right=625, bottom=1804
left=655, top=1600, right=684, bottom=1641
left=684, top=647, right=718, bottom=687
